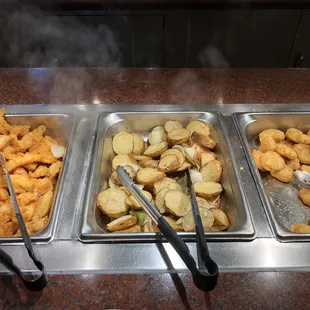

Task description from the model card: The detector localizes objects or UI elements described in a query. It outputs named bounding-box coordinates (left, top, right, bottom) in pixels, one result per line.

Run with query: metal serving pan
left=0, top=113, right=75, bottom=244
left=233, top=112, right=310, bottom=242
left=80, top=111, right=255, bottom=242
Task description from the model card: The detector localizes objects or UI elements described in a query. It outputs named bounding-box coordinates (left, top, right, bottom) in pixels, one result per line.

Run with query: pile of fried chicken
left=0, top=109, right=65, bottom=237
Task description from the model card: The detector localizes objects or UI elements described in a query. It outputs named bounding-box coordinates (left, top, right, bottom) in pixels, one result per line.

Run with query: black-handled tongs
left=0, top=154, right=47, bottom=291
left=117, top=166, right=219, bottom=292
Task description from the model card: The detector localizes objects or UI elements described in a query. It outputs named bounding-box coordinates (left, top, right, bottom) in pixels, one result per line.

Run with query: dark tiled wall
left=0, top=9, right=306, bottom=68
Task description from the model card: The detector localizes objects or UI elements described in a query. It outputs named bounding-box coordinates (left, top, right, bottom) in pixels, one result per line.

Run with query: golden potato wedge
left=200, top=160, right=222, bottom=183
left=125, top=190, right=153, bottom=210
left=111, top=165, right=136, bottom=185
left=161, top=149, right=185, bottom=165
left=158, top=154, right=181, bottom=172
left=186, top=120, right=210, bottom=137
left=97, top=188, right=128, bottom=219
left=136, top=168, right=166, bottom=185
left=154, top=177, right=182, bottom=195
left=112, top=155, right=138, bottom=171
left=290, top=223, right=310, bottom=233
left=115, top=224, right=142, bottom=233
left=176, top=161, right=192, bottom=171
left=139, top=159, right=159, bottom=168
left=112, top=132, right=134, bottom=155
left=163, top=216, right=182, bottom=231
left=148, top=128, right=167, bottom=145
left=164, top=190, right=191, bottom=217
left=164, top=121, right=183, bottom=133
left=181, top=208, right=214, bottom=232
left=144, top=141, right=168, bottom=157
left=211, top=209, right=229, bottom=227
left=131, top=133, right=145, bottom=155
left=107, top=214, right=137, bottom=231
left=259, top=129, right=285, bottom=142
left=190, top=131, right=216, bottom=149
left=155, top=187, right=170, bottom=213
left=167, top=128, right=190, bottom=145
left=194, top=181, right=223, bottom=199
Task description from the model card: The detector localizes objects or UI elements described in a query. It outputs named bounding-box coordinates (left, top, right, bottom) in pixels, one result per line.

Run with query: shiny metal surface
left=233, top=112, right=310, bottom=242
left=0, top=113, right=76, bottom=244
left=80, top=111, right=255, bottom=241
left=1, top=104, right=310, bottom=274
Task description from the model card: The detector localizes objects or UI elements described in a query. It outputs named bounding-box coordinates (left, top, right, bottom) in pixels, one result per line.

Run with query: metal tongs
left=0, top=154, right=47, bottom=291
left=117, top=166, right=219, bottom=292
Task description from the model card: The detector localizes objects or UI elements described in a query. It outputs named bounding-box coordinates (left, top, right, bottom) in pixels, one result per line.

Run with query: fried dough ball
left=259, top=129, right=285, bottom=143
left=259, top=136, right=276, bottom=153
left=286, top=128, right=310, bottom=144
left=285, top=158, right=300, bottom=170
left=260, top=151, right=285, bottom=172
left=293, top=144, right=310, bottom=164
left=281, top=140, right=295, bottom=149
left=270, top=165, right=294, bottom=183
left=301, top=165, right=310, bottom=173
left=252, top=150, right=266, bottom=172
left=299, top=188, right=310, bottom=207
left=275, top=144, right=297, bottom=160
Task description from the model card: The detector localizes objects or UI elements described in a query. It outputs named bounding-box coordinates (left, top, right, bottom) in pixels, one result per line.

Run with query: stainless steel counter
left=1, top=103, right=310, bottom=275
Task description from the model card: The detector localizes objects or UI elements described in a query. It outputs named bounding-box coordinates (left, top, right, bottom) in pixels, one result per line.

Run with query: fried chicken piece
left=2, top=145, right=17, bottom=160
left=0, top=173, right=7, bottom=188
left=259, top=129, right=285, bottom=143
left=15, top=125, right=46, bottom=152
left=301, top=165, right=310, bottom=173
left=0, top=203, right=13, bottom=224
left=275, top=144, right=297, bottom=160
left=12, top=167, right=28, bottom=175
left=29, top=136, right=57, bottom=164
left=0, top=221, right=18, bottom=236
left=270, top=165, right=294, bottom=183
left=0, top=188, right=9, bottom=201
left=299, top=188, right=310, bottom=207
left=252, top=149, right=266, bottom=172
left=29, top=165, right=49, bottom=178
left=261, top=151, right=285, bottom=172
left=286, top=128, right=310, bottom=144
left=293, top=144, right=310, bottom=164
left=24, top=163, right=37, bottom=172
left=33, top=177, right=53, bottom=195
left=281, top=140, right=295, bottom=149
left=285, top=158, right=300, bottom=170
left=259, top=136, right=276, bottom=153
left=19, top=202, right=36, bottom=222
left=49, top=161, right=62, bottom=180
left=10, top=174, right=35, bottom=193
left=0, top=108, right=11, bottom=134
left=33, top=190, right=53, bottom=220
left=15, top=216, right=49, bottom=236
left=6, top=152, right=42, bottom=172
left=9, top=125, right=30, bottom=137
left=291, top=223, right=310, bottom=233
left=17, top=192, right=38, bottom=206
left=0, top=135, right=11, bottom=150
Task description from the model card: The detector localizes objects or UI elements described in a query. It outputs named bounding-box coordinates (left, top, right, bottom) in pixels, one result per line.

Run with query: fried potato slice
left=161, top=149, right=185, bottom=165
left=186, top=120, right=210, bottom=137
left=131, top=133, right=145, bottom=155
left=112, top=132, right=134, bottom=155
left=275, top=144, right=297, bottom=159
left=176, top=161, right=192, bottom=172
left=211, top=208, right=230, bottom=227
left=293, top=144, right=310, bottom=164
left=301, top=165, right=310, bottom=173
left=299, top=188, right=310, bottom=207
left=164, top=190, right=191, bottom=217
left=148, top=128, right=167, bottom=145
left=259, top=136, right=276, bottom=153
left=194, top=181, right=223, bottom=199
left=115, top=224, right=142, bottom=233
left=108, top=177, right=119, bottom=189
left=112, top=154, right=138, bottom=171
left=291, top=223, right=310, bottom=233
left=107, top=214, right=137, bottom=231
left=139, top=159, right=159, bottom=168
left=190, top=132, right=216, bottom=149
left=167, top=128, right=190, bottom=145
left=260, top=151, right=285, bottom=172
left=134, top=155, right=152, bottom=161
left=200, top=151, right=216, bottom=168
left=97, top=188, right=128, bottom=218
left=125, top=190, right=152, bottom=210
left=158, top=154, right=180, bottom=172
left=153, top=177, right=181, bottom=195
left=111, top=165, right=136, bottom=185
left=259, top=129, right=285, bottom=142
left=181, top=208, right=214, bottom=232
left=163, top=216, right=182, bottom=231
left=252, top=149, right=266, bottom=172
left=155, top=187, right=170, bottom=213
left=286, top=158, right=300, bottom=170
left=164, top=121, right=183, bottom=133
left=136, top=168, right=166, bottom=185
left=200, top=160, right=222, bottom=183
left=144, top=141, right=168, bottom=157
left=196, top=197, right=216, bottom=210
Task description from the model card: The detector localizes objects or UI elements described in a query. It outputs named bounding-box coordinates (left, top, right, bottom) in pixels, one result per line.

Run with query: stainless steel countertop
left=1, top=103, right=310, bottom=275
